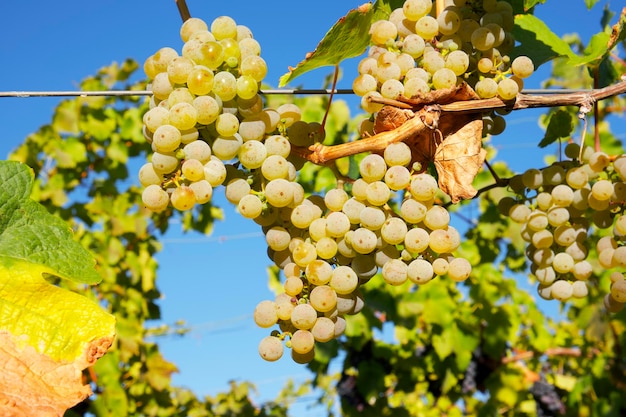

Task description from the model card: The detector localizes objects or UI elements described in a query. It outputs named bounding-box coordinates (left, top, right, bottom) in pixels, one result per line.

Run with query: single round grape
left=553, top=252, right=575, bottom=274
left=370, top=20, right=398, bottom=45
left=326, top=211, right=352, bottom=238
left=253, top=300, right=278, bottom=328
left=284, top=276, right=304, bottom=297
left=432, top=68, right=457, bottom=89
left=382, top=259, right=409, bottom=285
left=437, top=8, right=460, bottom=35
left=551, top=280, right=573, bottom=301
left=211, top=16, right=237, bottom=40
left=169, top=102, right=198, bottom=131
left=447, top=257, right=472, bottom=282
left=266, top=226, right=291, bottom=252
left=183, top=140, right=211, bottom=164
left=290, top=204, right=317, bottom=229
left=401, top=198, right=428, bottom=223
left=292, top=241, right=317, bottom=267
left=236, top=194, right=262, bottom=219
left=359, top=153, right=387, bottom=182
left=203, top=158, right=227, bottom=187
left=422, top=50, right=445, bottom=74
left=497, top=78, right=520, bottom=100
left=152, top=124, right=182, bottom=153
left=571, top=281, right=588, bottom=298
left=225, top=177, right=250, bottom=205
left=366, top=181, right=391, bottom=206
left=384, top=142, right=412, bottom=167
left=180, top=17, right=209, bottom=42
left=182, top=159, right=205, bottom=182
left=429, top=227, right=461, bottom=253
left=353, top=74, right=378, bottom=96
left=423, top=205, right=450, bottom=230
left=432, top=257, right=449, bottom=275
left=143, top=106, right=170, bottom=133
left=142, top=184, right=169, bottom=212
left=404, top=227, right=430, bottom=253
left=534, top=266, right=556, bottom=285
left=330, top=266, right=359, bottom=295
left=306, top=259, right=333, bottom=286
left=403, top=0, right=432, bottom=20
left=258, top=336, right=283, bottom=362
left=380, top=217, right=408, bottom=245
left=360, top=206, right=386, bottom=230
left=477, top=57, right=494, bottom=73
left=410, top=173, right=438, bottom=201
left=291, top=303, right=318, bottom=330
left=325, top=188, right=350, bottom=212
left=471, top=27, right=495, bottom=50
left=380, top=78, right=405, bottom=99
left=361, top=91, right=385, bottom=113
left=511, top=55, right=534, bottom=78
left=445, top=50, right=469, bottom=76
left=236, top=75, right=259, bottom=100
left=290, top=329, right=316, bottom=355
left=311, top=317, right=336, bottom=343
left=591, top=179, right=613, bottom=201
left=350, top=227, right=378, bottom=255
left=309, top=285, right=338, bottom=313
left=402, top=34, right=426, bottom=58
left=531, top=229, right=554, bottom=249
left=407, top=258, right=434, bottom=284
left=170, top=185, right=196, bottom=211
left=474, top=77, right=498, bottom=98
left=240, top=55, right=267, bottom=82
left=193, top=95, right=221, bottom=126
left=139, top=163, right=163, bottom=187
left=415, top=15, right=439, bottom=40
left=572, top=260, right=593, bottom=281
left=151, top=152, right=179, bottom=174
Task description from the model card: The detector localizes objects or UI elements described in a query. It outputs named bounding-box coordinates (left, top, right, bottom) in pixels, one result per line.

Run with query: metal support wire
left=0, top=88, right=596, bottom=98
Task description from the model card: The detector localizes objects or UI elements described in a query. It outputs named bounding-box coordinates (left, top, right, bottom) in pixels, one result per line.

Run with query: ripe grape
left=258, top=336, right=283, bottom=362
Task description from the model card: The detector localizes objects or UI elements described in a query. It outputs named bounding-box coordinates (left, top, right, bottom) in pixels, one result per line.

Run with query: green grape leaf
left=568, top=8, right=625, bottom=67
left=585, top=0, right=601, bottom=9
left=538, top=110, right=575, bottom=148
left=523, top=0, right=547, bottom=11
left=0, top=261, right=115, bottom=415
left=278, top=2, right=380, bottom=87
left=0, top=160, right=101, bottom=284
left=511, top=14, right=575, bottom=65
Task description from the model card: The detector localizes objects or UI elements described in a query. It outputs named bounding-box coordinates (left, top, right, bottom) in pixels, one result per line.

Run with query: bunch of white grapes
left=256, top=141, right=472, bottom=363
left=139, top=15, right=283, bottom=211
left=354, top=0, right=534, bottom=135
left=139, top=15, right=475, bottom=365
left=499, top=142, right=626, bottom=312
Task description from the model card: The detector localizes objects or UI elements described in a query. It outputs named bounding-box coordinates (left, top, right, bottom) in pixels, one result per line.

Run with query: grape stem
left=291, top=79, right=626, bottom=165
left=175, top=0, right=191, bottom=22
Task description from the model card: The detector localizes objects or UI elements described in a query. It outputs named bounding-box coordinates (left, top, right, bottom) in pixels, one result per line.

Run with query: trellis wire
left=0, top=88, right=596, bottom=98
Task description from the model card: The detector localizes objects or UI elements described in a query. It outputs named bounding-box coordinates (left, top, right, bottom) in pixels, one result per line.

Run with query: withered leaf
left=374, top=84, right=485, bottom=203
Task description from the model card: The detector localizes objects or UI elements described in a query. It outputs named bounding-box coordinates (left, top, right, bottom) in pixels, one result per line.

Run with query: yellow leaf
left=0, top=261, right=115, bottom=416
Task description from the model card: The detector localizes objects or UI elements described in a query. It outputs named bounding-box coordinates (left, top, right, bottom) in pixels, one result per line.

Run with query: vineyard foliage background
left=0, top=0, right=626, bottom=416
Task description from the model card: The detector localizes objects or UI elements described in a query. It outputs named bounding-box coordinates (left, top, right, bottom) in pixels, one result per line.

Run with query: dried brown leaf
left=0, top=332, right=113, bottom=417
left=373, top=84, right=485, bottom=203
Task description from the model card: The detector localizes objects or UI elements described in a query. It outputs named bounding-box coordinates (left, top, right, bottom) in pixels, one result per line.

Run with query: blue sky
left=0, top=1, right=624, bottom=415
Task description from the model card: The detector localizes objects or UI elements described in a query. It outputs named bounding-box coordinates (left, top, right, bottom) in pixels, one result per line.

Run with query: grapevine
left=137, top=0, right=626, bottom=366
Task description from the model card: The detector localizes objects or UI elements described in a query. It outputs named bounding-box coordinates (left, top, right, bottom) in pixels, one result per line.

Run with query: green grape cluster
left=500, top=142, right=626, bottom=312
left=139, top=15, right=272, bottom=211
left=256, top=142, right=472, bottom=363
left=354, top=0, right=534, bottom=135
